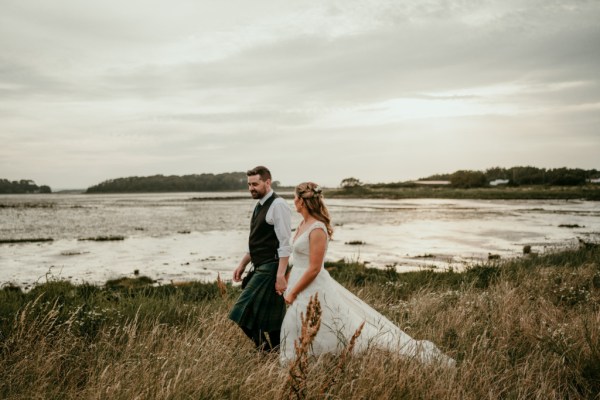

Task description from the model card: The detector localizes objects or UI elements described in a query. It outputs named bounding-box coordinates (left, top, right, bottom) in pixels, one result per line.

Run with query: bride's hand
left=284, top=292, right=297, bottom=305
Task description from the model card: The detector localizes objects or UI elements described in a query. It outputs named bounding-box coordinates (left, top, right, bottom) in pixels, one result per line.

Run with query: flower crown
left=299, top=184, right=322, bottom=198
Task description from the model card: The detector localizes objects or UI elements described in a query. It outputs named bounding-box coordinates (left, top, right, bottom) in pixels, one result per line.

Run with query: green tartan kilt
left=228, top=261, right=286, bottom=332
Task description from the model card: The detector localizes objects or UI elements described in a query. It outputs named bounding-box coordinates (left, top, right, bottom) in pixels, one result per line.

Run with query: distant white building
left=489, top=179, right=510, bottom=186
left=588, top=178, right=600, bottom=184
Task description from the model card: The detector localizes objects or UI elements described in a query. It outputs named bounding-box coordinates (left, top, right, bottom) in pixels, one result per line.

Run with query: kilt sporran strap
left=241, top=267, right=255, bottom=289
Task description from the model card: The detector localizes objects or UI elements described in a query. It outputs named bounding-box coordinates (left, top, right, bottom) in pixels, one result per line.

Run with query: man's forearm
left=239, top=253, right=251, bottom=268
left=277, top=256, right=289, bottom=277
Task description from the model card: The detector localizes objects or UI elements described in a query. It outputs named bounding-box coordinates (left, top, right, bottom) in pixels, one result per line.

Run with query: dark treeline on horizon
left=3, top=166, right=598, bottom=195
left=0, top=179, right=52, bottom=194
left=85, top=172, right=251, bottom=193
left=87, top=166, right=600, bottom=194
left=341, top=166, right=600, bottom=190
left=418, top=166, right=600, bottom=188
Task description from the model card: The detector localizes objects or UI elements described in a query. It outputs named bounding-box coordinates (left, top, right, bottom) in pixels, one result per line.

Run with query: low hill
left=85, top=172, right=248, bottom=193
left=0, top=179, right=52, bottom=194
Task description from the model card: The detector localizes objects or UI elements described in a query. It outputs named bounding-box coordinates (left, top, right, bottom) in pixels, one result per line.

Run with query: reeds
left=217, top=272, right=227, bottom=299
left=286, top=293, right=322, bottom=400
left=0, top=246, right=598, bottom=399
left=319, top=321, right=365, bottom=396
left=285, top=295, right=367, bottom=399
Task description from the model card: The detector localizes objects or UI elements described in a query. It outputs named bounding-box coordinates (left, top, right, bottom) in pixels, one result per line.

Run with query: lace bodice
left=291, top=221, right=329, bottom=269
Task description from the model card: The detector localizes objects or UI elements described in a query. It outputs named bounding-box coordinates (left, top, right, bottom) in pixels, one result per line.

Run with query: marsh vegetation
left=327, top=184, right=600, bottom=200
left=1, top=246, right=599, bottom=399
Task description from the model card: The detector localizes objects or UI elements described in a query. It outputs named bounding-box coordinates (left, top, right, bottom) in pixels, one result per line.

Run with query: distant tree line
left=85, top=172, right=252, bottom=193
left=341, top=166, right=600, bottom=190
left=0, top=179, right=52, bottom=194
left=445, top=167, right=600, bottom=188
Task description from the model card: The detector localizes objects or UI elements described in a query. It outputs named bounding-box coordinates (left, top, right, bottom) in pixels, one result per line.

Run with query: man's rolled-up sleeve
left=269, top=199, right=292, bottom=258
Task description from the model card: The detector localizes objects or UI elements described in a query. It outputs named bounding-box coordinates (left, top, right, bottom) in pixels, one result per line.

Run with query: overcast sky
left=1, top=0, right=599, bottom=189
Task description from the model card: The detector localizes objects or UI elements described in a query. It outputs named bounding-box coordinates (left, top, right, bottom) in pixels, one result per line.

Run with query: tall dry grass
left=1, top=246, right=599, bottom=399
left=287, top=293, right=322, bottom=400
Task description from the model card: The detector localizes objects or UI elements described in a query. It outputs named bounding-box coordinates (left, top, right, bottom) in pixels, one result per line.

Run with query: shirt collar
left=259, top=190, right=274, bottom=205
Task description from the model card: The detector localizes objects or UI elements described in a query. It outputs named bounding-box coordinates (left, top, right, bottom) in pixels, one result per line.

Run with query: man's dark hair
left=247, top=166, right=272, bottom=182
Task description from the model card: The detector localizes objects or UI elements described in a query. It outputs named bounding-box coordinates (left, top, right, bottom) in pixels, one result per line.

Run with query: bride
left=280, top=182, right=455, bottom=367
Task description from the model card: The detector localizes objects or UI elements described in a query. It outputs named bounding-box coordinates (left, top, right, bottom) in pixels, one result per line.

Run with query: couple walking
left=228, top=166, right=454, bottom=367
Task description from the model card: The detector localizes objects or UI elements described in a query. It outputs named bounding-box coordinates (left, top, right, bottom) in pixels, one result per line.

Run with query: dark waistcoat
left=249, top=193, right=280, bottom=267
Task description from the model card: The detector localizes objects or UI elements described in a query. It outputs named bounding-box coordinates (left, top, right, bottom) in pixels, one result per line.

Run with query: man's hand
left=233, top=264, right=246, bottom=282
left=233, top=253, right=252, bottom=282
left=275, top=274, right=287, bottom=295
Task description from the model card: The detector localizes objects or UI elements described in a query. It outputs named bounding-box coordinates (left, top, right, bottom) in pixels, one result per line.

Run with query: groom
left=228, top=165, right=291, bottom=352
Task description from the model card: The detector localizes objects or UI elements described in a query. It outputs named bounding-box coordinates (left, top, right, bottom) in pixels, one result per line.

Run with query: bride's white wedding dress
left=280, top=221, right=455, bottom=367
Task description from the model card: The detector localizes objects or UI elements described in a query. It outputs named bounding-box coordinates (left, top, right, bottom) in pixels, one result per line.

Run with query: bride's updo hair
left=296, top=182, right=333, bottom=238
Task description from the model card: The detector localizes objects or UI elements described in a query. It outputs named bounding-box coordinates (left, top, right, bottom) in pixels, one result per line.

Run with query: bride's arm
left=284, top=228, right=327, bottom=305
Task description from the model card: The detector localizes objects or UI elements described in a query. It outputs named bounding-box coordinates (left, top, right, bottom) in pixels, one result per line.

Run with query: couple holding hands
left=228, top=166, right=454, bottom=367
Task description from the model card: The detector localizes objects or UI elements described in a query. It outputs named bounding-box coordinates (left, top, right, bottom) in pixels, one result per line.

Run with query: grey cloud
left=505, top=81, right=600, bottom=109
left=94, top=3, right=600, bottom=111
left=0, top=60, right=74, bottom=99
left=1, top=0, right=598, bottom=188
left=151, top=110, right=315, bottom=126
left=4, top=0, right=598, bottom=111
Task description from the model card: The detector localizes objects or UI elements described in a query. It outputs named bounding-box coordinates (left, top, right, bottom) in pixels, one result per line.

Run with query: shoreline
left=2, top=185, right=600, bottom=201
left=2, top=240, right=588, bottom=293
left=324, top=185, right=600, bottom=201
left=2, top=194, right=598, bottom=291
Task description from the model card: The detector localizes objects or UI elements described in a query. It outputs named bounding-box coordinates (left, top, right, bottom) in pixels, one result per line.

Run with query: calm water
left=1, top=192, right=599, bottom=289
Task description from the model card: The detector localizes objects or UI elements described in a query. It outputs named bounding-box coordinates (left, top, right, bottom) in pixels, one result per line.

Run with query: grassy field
left=325, top=185, right=600, bottom=201
left=1, top=246, right=599, bottom=399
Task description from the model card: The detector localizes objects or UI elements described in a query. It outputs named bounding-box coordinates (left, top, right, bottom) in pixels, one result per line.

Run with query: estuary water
left=1, top=192, right=599, bottom=289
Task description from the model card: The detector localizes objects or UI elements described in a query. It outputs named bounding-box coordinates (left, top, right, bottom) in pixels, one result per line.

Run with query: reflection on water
left=1, top=193, right=599, bottom=288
